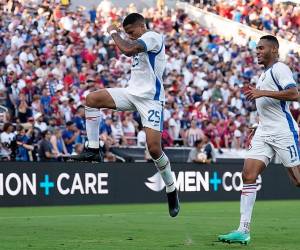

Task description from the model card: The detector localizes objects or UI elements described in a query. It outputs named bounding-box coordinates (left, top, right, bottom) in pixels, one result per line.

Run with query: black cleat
left=167, top=189, right=180, bottom=217
left=69, top=147, right=103, bottom=162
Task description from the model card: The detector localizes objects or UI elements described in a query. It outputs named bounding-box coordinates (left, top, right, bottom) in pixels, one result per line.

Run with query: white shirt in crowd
left=230, top=97, right=243, bottom=110
left=123, top=121, right=135, bottom=136
left=168, top=118, right=181, bottom=139
left=59, top=104, right=72, bottom=122
left=221, top=87, right=231, bottom=103
left=164, top=108, right=171, bottom=122
left=97, top=0, right=113, bottom=16
left=34, top=121, right=48, bottom=132
left=111, top=122, right=124, bottom=144
left=19, top=51, right=29, bottom=68
left=60, top=16, right=74, bottom=31
left=7, top=63, right=22, bottom=75
left=11, top=34, right=24, bottom=49
left=60, top=55, right=75, bottom=69
left=83, top=37, right=97, bottom=50
left=35, top=67, right=49, bottom=79
left=137, top=130, right=146, bottom=147
left=5, top=54, right=14, bottom=65
left=0, top=132, right=15, bottom=144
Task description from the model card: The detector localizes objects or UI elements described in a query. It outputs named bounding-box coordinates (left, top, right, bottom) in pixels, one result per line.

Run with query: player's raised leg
left=218, top=158, right=266, bottom=244
left=145, top=127, right=180, bottom=217
left=70, top=90, right=116, bottom=162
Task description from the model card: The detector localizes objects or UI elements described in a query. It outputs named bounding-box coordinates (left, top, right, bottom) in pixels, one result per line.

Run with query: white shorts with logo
left=247, top=132, right=300, bottom=167
left=107, top=88, right=164, bottom=132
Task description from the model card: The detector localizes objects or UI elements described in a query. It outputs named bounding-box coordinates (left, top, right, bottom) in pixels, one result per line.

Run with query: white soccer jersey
left=126, top=31, right=166, bottom=102
left=255, top=62, right=299, bottom=137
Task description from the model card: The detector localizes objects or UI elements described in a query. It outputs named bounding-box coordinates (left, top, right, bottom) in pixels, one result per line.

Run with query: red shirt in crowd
left=82, top=49, right=97, bottom=64
left=63, top=73, right=74, bottom=87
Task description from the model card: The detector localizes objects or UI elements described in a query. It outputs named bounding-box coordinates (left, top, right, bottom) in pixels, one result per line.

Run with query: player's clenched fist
left=107, top=24, right=120, bottom=34
left=244, top=85, right=263, bottom=101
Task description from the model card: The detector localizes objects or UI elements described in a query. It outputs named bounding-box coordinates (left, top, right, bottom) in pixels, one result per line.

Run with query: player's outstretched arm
left=107, top=25, right=145, bottom=57
left=260, top=87, right=298, bottom=101
left=245, top=85, right=299, bottom=102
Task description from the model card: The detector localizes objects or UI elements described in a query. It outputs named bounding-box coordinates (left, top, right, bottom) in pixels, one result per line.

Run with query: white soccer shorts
left=247, top=132, right=300, bottom=167
left=107, top=88, right=164, bottom=132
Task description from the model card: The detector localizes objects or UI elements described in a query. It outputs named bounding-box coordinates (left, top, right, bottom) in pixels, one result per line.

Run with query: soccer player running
left=218, top=35, right=300, bottom=244
left=71, top=13, right=180, bottom=217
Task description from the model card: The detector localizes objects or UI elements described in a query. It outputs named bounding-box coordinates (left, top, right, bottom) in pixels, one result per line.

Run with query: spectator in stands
left=137, top=125, right=146, bottom=147
left=111, top=115, right=126, bottom=146
left=6, top=73, right=19, bottom=117
left=34, top=112, right=48, bottom=133
left=162, top=121, right=174, bottom=148
left=72, top=105, right=86, bottom=132
left=47, top=117, right=58, bottom=134
left=40, top=88, right=51, bottom=115
left=62, top=121, right=81, bottom=155
left=100, top=116, right=115, bottom=149
left=17, top=92, right=31, bottom=123
left=50, top=128, right=69, bottom=157
left=31, top=95, right=43, bottom=117
left=15, top=125, right=34, bottom=161
left=0, top=122, right=15, bottom=145
left=59, top=96, right=72, bottom=122
left=38, top=130, right=57, bottom=161
left=185, top=119, right=204, bottom=147
left=122, top=112, right=138, bottom=145
left=89, top=6, right=97, bottom=23
left=187, top=135, right=215, bottom=164
left=168, top=111, right=181, bottom=141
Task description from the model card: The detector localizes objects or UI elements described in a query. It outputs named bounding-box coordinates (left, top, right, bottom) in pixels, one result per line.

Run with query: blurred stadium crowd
left=0, top=0, right=299, bottom=161
left=195, top=0, right=300, bottom=43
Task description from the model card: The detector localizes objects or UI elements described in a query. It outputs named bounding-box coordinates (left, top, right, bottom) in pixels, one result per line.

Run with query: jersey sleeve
left=272, top=63, right=297, bottom=90
left=137, top=31, right=162, bottom=53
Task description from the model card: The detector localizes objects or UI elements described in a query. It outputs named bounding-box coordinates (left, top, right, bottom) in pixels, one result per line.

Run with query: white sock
left=153, top=152, right=175, bottom=193
left=238, top=183, right=257, bottom=233
left=85, top=106, right=101, bottom=149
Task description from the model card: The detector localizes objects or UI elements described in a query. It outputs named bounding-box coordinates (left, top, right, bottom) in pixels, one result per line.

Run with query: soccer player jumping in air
left=218, top=35, right=300, bottom=244
left=71, top=13, right=180, bottom=217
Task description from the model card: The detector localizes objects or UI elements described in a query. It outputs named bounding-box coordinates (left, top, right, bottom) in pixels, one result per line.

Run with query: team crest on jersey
left=132, top=55, right=139, bottom=67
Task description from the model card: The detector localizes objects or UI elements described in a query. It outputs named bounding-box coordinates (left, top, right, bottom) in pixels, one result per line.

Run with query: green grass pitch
left=0, top=201, right=299, bottom=250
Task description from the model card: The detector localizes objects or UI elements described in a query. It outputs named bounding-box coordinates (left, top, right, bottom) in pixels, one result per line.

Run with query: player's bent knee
left=86, top=93, right=96, bottom=108
left=242, top=172, right=257, bottom=184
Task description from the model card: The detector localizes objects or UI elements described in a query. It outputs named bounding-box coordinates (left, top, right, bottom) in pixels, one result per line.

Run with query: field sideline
left=0, top=201, right=299, bottom=250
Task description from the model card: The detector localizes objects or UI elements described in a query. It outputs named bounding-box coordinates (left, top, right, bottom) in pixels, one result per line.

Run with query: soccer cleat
left=167, top=189, right=180, bottom=217
left=218, top=230, right=250, bottom=245
left=69, top=147, right=103, bottom=162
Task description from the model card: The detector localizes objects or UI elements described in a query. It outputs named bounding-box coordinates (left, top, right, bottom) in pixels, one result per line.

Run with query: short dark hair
left=66, top=121, right=74, bottom=127
left=41, top=130, right=50, bottom=138
left=122, top=13, right=145, bottom=27
left=76, top=105, right=84, bottom=112
left=16, top=125, right=24, bottom=132
left=194, top=139, right=202, bottom=147
left=260, top=35, right=279, bottom=49
left=2, top=122, right=13, bottom=132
